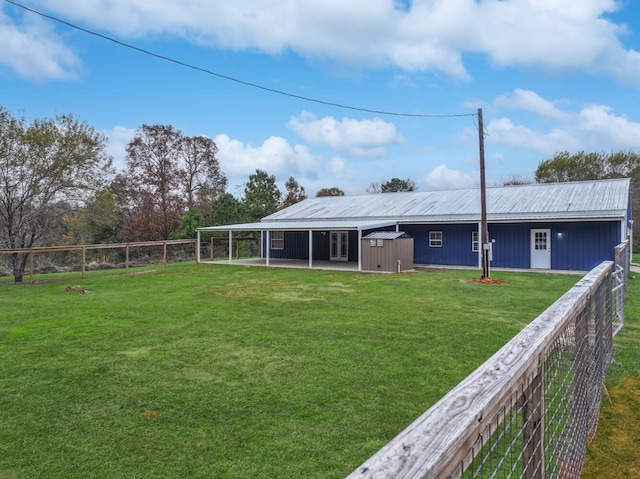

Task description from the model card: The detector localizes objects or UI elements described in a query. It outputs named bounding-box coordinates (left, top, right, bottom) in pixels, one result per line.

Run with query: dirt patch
left=458, top=278, right=509, bottom=285
left=141, top=410, right=164, bottom=420
left=582, top=375, right=640, bottom=478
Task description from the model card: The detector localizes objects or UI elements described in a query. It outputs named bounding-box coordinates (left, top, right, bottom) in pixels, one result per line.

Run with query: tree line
left=1, top=106, right=638, bottom=282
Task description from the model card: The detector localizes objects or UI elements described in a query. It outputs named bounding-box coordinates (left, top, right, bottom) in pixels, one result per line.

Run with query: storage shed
left=361, top=232, right=414, bottom=273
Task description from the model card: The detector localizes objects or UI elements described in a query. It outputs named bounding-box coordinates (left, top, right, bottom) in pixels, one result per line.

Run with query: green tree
left=243, top=169, right=281, bottom=221
left=280, top=176, right=307, bottom=209
left=0, top=107, right=112, bottom=282
left=63, top=189, right=122, bottom=245
left=367, top=177, right=417, bottom=193
left=170, top=208, right=204, bottom=239
left=316, top=187, right=345, bottom=197
left=209, top=193, right=248, bottom=226
left=535, top=151, right=608, bottom=183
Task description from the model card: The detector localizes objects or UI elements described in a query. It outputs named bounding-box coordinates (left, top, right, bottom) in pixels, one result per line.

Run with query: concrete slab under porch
left=198, top=258, right=584, bottom=275
left=200, top=257, right=361, bottom=272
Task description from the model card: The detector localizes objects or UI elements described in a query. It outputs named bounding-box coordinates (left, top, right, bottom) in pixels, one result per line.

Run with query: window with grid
left=534, top=231, right=548, bottom=250
left=429, top=231, right=443, bottom=247
left=271, top=231, right=284, bottom=250
left=472, top=231, right=479, bottom=252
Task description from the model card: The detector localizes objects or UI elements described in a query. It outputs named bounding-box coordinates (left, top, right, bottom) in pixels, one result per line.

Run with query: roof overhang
left=198, top=219, right=397, bottom=232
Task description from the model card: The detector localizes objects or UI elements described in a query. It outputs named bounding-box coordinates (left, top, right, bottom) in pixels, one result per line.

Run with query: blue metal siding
left=266, top=231, right=309, bottom=259
left=265, top=230, right=360, bottom=261
left=550, top=221, right=620, bottom=271
left=260, top=220, right=621, bottom=271
left=487, top=223, right=530, bottom=269
left=488, top=221, right=621, bottom=270
left=403, top=224, right=478, bottom=266
left=312, top=231, right=330, bottom=260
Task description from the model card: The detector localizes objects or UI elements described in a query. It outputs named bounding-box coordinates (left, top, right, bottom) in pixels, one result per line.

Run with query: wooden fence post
left=522, top=372, right=545, bottom=479
left=82, top=246, right=87, bottom=279
left=125, top=245, right=130, bottom=271
left=163, top=242, right=167, bottom=268
left=28, top=251, right=34, bottom=283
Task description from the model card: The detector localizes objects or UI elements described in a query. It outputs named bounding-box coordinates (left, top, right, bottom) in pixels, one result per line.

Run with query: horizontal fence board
left=0, top=239, right=196, bottom=255
left=347, top=261, right=613, bottom=479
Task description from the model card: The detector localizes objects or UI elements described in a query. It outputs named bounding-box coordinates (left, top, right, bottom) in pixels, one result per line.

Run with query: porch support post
left=266, top=231, right=270, bottom=266
left=358, top=229, right=362, bottom=272
left=196, top=230, right=201, bottom=264
left=477, top=221, right=482, bottom=269
left=228, top=231, right=233, bottom=263
left=308, top=230, right=313, bottom=269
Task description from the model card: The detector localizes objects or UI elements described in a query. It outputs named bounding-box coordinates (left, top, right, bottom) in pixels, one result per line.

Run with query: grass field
left=582, top=258, right=640, bottom=478
left=0, top=264, right=583, bottom=478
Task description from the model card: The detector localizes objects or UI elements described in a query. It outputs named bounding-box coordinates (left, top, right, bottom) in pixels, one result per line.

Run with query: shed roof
left=263, top=178, right=631, bottom=224
left=362, top=231, right=411, bottom=240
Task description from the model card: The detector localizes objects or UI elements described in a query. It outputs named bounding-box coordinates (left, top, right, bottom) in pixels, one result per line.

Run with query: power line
left=4, top=0, right=476, bottom=120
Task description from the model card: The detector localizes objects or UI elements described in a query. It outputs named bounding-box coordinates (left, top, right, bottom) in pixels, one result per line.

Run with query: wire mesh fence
left=197, top=236, right=261, bottom=262
left=612, top=240, right=630, bottom=336
left=0, top=240, right=196, bottom=281
left=347, top=260, right=620, bottom=479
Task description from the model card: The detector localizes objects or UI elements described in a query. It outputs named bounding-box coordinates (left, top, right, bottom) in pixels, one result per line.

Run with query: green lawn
left=0, top=264, right=581, bottom=479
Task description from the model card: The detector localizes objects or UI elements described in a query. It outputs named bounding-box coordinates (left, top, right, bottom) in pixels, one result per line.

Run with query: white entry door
left=330, top=231, right=349, bottom=261
left=530, top=229, right=551, bottom=269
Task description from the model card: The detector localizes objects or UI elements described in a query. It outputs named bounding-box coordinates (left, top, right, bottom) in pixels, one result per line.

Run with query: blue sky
left=1, top=0, right=640, bottom=197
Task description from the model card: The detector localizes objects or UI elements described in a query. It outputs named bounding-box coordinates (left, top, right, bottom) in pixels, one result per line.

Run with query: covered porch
left=196, top=219, right=397, bottom=272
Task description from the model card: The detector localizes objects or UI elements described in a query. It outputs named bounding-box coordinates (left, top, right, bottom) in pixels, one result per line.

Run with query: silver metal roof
left=198, top=179, right=630, bottom=232
left=362, top=231, right=410, bottom=240
left=198, top=219, right=397, bottom=232
left=263, top=178, right=630, bottom=224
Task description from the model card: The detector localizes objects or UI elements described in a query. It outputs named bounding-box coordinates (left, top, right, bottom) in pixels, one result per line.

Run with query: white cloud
left=495, top=89, right=571, bottom=122
left=473, top=0, right=625, bottom=72
left=424, top=164, right=478, bottom=190
left=486, top=117, right=581, bottom=155
left=9, top=0, right=636, bottom=84
left=288, top=111, right=400, bottom=157
left=103, top=126, right=136, bottom=172
left=576, top=104, right=640, bottom=149
left=0, top=7, right=80, bottom=82
left=214, top=133, right=323, bottom=179
left=490, top=89, right=640, bottom=153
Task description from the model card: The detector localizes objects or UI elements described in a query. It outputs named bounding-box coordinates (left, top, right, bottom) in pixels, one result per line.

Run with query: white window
left=377, top=239, right=384, bottom=247
left=271, top=231, right=284, bottom=250
left=429, top=231, right=442, bottom=247
left=369, top=239, right=377, bottom=247
left=472, top=231, right=479, bottom=252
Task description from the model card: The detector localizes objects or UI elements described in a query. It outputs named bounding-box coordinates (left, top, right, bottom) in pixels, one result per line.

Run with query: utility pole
left=478, top=108, right=490, bottom=279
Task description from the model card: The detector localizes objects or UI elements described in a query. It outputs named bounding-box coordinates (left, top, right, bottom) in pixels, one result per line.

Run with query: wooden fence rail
left=0, top=239, right=196, bottom=281
left=347, top=260, right=617, bottom=479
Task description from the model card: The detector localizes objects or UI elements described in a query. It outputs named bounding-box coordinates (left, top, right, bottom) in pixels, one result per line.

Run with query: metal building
left=197, top=178, right=632, bottom=273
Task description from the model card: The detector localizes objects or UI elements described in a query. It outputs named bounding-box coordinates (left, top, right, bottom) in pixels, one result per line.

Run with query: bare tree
left=0, top=107, right=112, bottom=282
left=280, top=176, right=308, bottom=209
left=118, top=125, right=227, bottom=241
left=179, top=135, right=226, bottom=211
left=316, top=187, right=345, bottom=197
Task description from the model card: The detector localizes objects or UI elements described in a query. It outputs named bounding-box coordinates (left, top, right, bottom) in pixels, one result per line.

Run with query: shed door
left=530, top=229, right=551, bottom=269
left=330, top=231, right=348, bottom=261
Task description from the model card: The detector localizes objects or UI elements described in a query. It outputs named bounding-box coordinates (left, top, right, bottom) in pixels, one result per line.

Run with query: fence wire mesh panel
left=612, top=240, right=629, bottom=336
left=198, top=236, right=261, bottom=261
left=0, top=240, right=196, bottom=281
left=347, top=261, right=617, bottom=479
